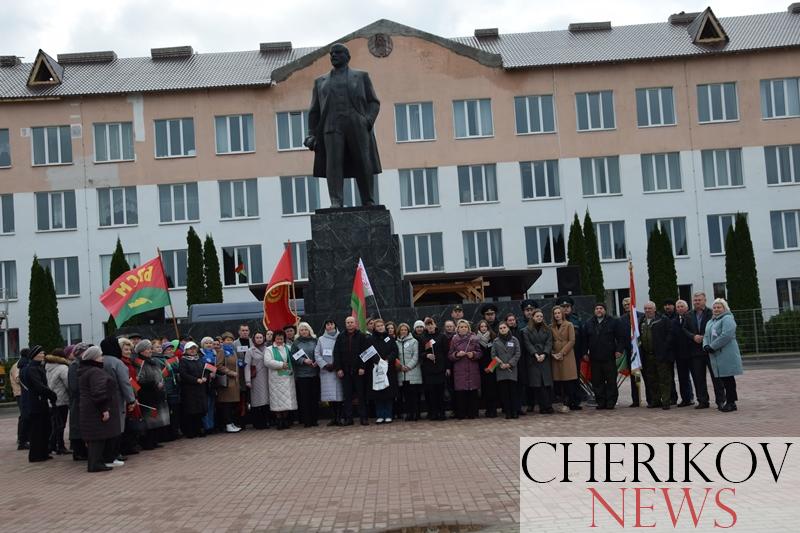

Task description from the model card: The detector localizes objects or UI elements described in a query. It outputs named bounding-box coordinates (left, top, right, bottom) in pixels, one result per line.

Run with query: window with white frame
left=575, top=90, right=615, bottom=131
left=765, top=144, right=800, bottom=185
left=713, top=282, right=728, bottom=300
left=0, top=194, right=14, bottom=234
left=463, top=229, right=503, bottom=269
left=38, top=257, right=80, bottom=296
left=219, top=179, right=258, bottom=219
left=606, top=288, right=630, bottom=316
left=99, top=252, right=140, bottom=288
left=94, top=122, right=134, bottom=162
left=707, top=213, right=744, bottom=255
left=158, top=183, right=199, bottom=223
left=402, top=233, right=444, bottom=273
left=222, top=245, right=263, bottom=286
left=761, top=78, right=800, bottom=119
left=524, top=225, right=566, bottom=266
left=35, top=190, right=77, bottom=231
left=645, top=217, right=688, bottom=257
left=276, top=111, right=309, bottom=150
left=770, top=210, right=800, bottom=251
left=777, top=278, right=800, bottom=311
left=697, top=82, right=738, bottom=123
left=399, top=168, right=439, bottom=208
left=395, top=102, right=435, bottom=142
left=701, top=148, right=743, bottom=188
left=594, top=221, right=626, bottom=261
left=0, top=128, right=10, bottom=167
left=286, top=241, right=308, bottom=281
left=215, top=114, right=254, bottom=154
left=458, top=164, right=497, bottom=204
left=0, top=260, right=17, bottom=299
left=280, top=176, right=320, bottom=215
left=160, top=249, right=188, bottom=289
left=154, top=118, right=195, bottom=158
left=32, top=125, right=72, bottom=165
left=520, top=160, right=560, bottom=199
left=678, top=284, right=693, bottom=304
left=343, top=177, right=380, bottom=208
left=641, top=152, right=682, bottom=192
left=514, top=94, right=556, bottom=134
left=98, top=187, right=137, bottom=227
left=580, top=156, right=621, bottom=196
left=453, top=99, right=493, bottom=138
left=636, top=87, right=676, bottom=127
left=60, top=324, right=82, bottom=344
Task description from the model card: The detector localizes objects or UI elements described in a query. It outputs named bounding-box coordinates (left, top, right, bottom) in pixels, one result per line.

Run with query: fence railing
left=731, top=308, right=800, bottom=355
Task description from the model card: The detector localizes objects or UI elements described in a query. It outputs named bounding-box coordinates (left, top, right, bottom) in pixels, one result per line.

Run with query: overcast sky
left=1, top=0, right=793, bottom=59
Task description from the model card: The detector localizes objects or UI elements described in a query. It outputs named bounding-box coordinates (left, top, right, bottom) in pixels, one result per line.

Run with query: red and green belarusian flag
left=351, top=258, right=374, bottom=332
left=100, top=256, right=171, bottom=327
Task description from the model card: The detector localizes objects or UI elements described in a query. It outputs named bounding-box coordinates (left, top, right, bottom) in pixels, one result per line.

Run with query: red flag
left=486, top=357, right=500, bottom=373
left=263, top=246, right=299, bottom=331
left=351, top=259, right=369, bottom=332
left=100, top=256, right=171, bottom=326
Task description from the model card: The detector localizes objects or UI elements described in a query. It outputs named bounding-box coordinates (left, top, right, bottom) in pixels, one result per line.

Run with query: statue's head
left=329, top=43, right=351, bottom=68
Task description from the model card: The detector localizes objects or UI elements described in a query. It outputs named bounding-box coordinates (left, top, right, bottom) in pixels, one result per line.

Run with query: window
left=707, top=213, right=741, bottom=254
left=31, top=125, right=72, bottom=165
left=0, top=328, right=19, bottom=359
left=605, top=288, right=630, bottom=317
left=215, top=114, right=254, bottom=154
left=697, top=83, right=738, bottom=123
left=524, top=225, right=566, bottom=266
left=0, top=128, right=10, bottom=167
left=678, top=284, right=693, bottom=304
left=580, top=156, right=621, bottom=196
left=343, top=177, right=379, bottom=208
left=641, top=152, right=682, bottom=192
left=0, top=260, right=17, bottom=299
left=98, top=187, right=137, bottom=227
left=402, top=233, right=444, bottom=273
left=463, top=229, right=503, bottom=269
left=0, top=194, right=13, bottom=234
left=765, top=144, right=800, bottom=185
left=38, top=257, right=80, bottom=296
left=395, top=102, right=435, bottom=142
left=286, top=241, right=308, bottom=281
left=35, top=191, right=77, bottom=231
left=713, top=282, right=727, bottom=300
left=514, top=95, right=556, bottom=134
left=520, top=160, right=560, bottom=199
left=701, top=148, right=743, bottom=188
left=399, top=168, right=439, bottom=208
left=154, top=118, right=195, bottom=158
left=458, top=164, right=498, bottom=204
left=161, top=249, right=188, bottom=289
left=777, top=278, right=800, bottom=310
left=576, top=90, right=615, bottom=131
left=280, top=176, right=320, bottom=215
left=99, top=252, right=140, bottom=288
left=223, top=245, right=263, bottom=286
left=93, top=122, right=134, bottom=162
left=158, top=183, right=199, bottom=223
left=761, top=78, right=800, bottom=119
left=219, top=179, right=258, bottom=219
left=770, top=210, right=800, bottom=251
left=60, top=324, right=82, bottom=344
left=453, top=99, right=493, bottom=138
left=636, top=87, right=676, bottom=127
left=646, top=217, right=688, bottom=257
left=595, top=221, right=626, bottom=261
left=276, top=111, right=309, bottom=150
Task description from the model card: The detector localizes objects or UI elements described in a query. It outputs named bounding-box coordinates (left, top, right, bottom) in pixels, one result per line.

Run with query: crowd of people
left=9, top=291, right=744, bottom=473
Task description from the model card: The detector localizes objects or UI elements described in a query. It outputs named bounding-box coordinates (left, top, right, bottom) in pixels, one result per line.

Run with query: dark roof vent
left=474, top=28, right=499, bottom=39
left=789, top=3, right=800, bottom=14
left=150, top=46, right=194, bottom=60
left=260, top=41, right=293, bottom=53
left=27, top=49, right=63, bottom=86
left=0, top=55, right=21, bottom=67
left=669, top=12, right=701, bottom=24
left=688, top=7, right=728, bottom=44
left=58, top=51, right=117, bottom=64
left=568, top=21, right=612, bottom=32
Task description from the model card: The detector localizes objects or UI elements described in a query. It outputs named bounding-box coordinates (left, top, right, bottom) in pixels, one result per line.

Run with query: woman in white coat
left=244, top=332, right=270, bottom=429
left=396, top=323, right=421, bottom=421
left=264, top=330, right=297, bottom=430
left=314, top=319, right=344, bottom=426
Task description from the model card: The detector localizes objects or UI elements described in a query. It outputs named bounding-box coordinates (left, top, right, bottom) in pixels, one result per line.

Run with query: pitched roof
left=0, top=10, right=798, bottom=100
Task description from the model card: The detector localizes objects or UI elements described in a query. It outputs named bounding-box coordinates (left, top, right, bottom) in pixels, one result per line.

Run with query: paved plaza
left=2, top=365, right=799, bottom=532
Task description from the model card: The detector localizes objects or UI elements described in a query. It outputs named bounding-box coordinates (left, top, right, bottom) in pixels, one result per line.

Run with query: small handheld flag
left=486, top=357, right=500, bottom=373
left=203, top=362, right=216, bottom=376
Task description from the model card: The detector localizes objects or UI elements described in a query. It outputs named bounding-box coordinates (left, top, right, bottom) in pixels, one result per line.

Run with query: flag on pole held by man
left=351, top=258, right=374, bottom=332
left=263, top=245, right=299, bottom=331
left=628, top=260, right=642, bottom=373
left=100, top=256, right=171, bottom=327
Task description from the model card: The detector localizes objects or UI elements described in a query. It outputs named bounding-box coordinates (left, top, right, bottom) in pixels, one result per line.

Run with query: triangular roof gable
left=27, top=49, right=64, bottom=86
left=687, top=7, right=729, bottom=45
left=270, top=19, right=503, bottom=82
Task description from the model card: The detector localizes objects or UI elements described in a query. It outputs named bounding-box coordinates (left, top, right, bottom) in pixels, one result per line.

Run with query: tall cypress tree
left=105, top=238, right=132, bottom=335
left=647, top=226, right=678, bottom=306
left=567, top=213, right=592, bottom=295
left=582, top=211, right=605, bottom=302
left=204, top=234, right=223, bottom=303
left=28, top=256, right=64, bottom=351
left=186, top=226, right=205, bottom=307
left=726, top=214, right=762, bottom=311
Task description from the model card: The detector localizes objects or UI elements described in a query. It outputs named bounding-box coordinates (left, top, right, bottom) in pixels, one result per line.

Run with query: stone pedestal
left=304, top=205, right=411, bottom=317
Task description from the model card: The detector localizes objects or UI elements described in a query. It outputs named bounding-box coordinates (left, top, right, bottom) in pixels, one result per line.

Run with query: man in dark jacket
left=639, top=302, right=674, bottom=409
left=20, top=345, right=57, bottom=462
left=681, top=291, right=724, bottom=409
left=334, top=316, right=370, bottom=425
left=419, top=317, right=449, bottom=420
left=618, top=297, right=646, bottom=407
left=582, top=303, right=624, bottom=409
left=672, top=300, right=695, bottom=407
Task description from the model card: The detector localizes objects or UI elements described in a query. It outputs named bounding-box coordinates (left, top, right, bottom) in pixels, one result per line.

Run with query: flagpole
left=628, top=255, right=643, bottom=406
left=287, top=240, right=299, bottom=324
left=157, top=248, right=181, bottom=340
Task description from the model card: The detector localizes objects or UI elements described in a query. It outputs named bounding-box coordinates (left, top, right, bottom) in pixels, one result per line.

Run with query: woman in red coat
left=448, top=320, right=482, bottom=419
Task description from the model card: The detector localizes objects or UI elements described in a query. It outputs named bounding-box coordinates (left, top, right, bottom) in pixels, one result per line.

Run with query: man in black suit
left=681, top=291, right=725, bottom=408
left=333, top=316, right=371, bottom=425
left=583, top=303, right=625, bottom=409
left=672, top=299, right=695, bottom=407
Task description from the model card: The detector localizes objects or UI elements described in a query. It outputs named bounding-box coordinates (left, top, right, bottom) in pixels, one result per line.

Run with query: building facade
left=1, top=8, right=799, bottom=354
